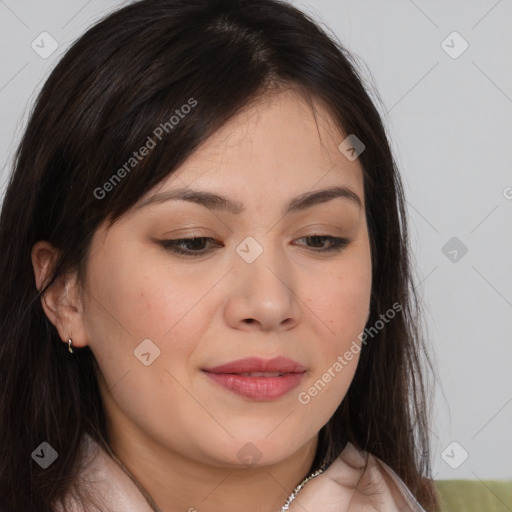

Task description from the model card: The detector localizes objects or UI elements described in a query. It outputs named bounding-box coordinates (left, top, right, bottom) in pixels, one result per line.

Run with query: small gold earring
left=68, top=339, right=73, bottom=353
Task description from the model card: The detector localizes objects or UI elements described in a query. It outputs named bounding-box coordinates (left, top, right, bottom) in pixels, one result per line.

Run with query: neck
left=105, top=420, right=319, bottom=512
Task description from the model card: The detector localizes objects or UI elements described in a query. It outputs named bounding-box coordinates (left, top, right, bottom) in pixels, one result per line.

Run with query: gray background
left=1, top=0, right=511, bottom=481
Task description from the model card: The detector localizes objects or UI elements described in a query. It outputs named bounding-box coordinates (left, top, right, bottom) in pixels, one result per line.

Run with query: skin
left=32, top=88, right=376, bottom=511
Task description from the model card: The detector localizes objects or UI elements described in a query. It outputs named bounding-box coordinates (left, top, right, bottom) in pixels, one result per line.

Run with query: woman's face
left=78, top=88, right=372, bottom=468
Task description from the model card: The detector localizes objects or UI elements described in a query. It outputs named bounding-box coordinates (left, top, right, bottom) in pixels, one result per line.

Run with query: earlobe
left=31, top=240, right=88, bottom=350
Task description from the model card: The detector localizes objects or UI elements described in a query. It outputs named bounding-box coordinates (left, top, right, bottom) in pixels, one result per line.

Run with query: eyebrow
left=135, top=185, right=363, bottom=215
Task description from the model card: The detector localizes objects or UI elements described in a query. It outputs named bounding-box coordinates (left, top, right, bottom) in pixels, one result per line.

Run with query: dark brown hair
left=0, top=0, right=439, bottom=510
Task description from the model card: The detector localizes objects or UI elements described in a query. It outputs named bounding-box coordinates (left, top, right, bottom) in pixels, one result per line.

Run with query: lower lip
left=203, top=371, right=306, bottom=400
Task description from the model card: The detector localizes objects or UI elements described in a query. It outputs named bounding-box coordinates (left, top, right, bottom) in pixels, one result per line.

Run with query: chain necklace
left=279, top=463, right=328, bottom=511
left=107, top=446, right=328, bottom=512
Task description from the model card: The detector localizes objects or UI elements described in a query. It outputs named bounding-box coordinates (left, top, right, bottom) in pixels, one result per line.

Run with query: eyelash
left=159, top=235, right=350, bottom=258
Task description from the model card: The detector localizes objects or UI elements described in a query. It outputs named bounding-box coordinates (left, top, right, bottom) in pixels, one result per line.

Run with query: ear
left=31, top=240, right=88, bottom=350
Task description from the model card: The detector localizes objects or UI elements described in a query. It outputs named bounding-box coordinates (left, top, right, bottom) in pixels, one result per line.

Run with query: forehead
left=144, top=88, right=365, bottom=204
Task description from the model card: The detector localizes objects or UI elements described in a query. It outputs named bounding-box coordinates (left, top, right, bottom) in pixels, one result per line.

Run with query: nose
left=223, top=241, right=302, bottom=332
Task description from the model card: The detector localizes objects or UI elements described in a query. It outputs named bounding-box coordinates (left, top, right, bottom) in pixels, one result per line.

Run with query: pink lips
left=202, top=356, right=307, bottom=401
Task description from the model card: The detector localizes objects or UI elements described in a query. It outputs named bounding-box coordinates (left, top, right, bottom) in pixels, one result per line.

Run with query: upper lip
left=202, top=356, right=307, bottom=374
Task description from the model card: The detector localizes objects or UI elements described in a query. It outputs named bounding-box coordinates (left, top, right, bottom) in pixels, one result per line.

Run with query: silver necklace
left=279, top=463, right=328, bottom=511
left=108, top=446, right=327, bottom=512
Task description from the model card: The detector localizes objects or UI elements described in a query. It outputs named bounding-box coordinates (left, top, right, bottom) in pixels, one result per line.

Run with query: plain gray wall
left=1, top=0, right=511, bottom=481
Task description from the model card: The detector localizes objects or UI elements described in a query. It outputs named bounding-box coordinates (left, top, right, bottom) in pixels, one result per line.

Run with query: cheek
left=82, top=249, right=222, bottom=407
left=84, top=248, right=213, bottom=343
left=298, top=246, right=371, bottom=411
left=82, top=254, right=218, bottom=448
left=308, top=249, right=372, bottom=346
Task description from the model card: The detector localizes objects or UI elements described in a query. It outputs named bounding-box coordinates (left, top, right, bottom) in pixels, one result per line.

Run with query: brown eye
left=159, top=237, right=222, bottom=257
left=159, top=235, right=349, bottom=258
left=295, top=235, right=350, bottom=252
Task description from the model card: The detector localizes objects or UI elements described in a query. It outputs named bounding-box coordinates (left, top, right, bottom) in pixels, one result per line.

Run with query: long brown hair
left=0, top=0, right=438, bottom=510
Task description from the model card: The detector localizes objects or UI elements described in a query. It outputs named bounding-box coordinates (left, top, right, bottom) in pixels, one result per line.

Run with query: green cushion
left=435, top=480, right=512, bottom=512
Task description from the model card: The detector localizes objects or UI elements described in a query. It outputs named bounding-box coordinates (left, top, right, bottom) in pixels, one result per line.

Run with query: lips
left=203, top=356, right=307, bottom=374
left=202, top=357, right=307, bottom=400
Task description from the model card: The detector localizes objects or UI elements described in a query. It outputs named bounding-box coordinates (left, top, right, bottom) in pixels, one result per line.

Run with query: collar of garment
left=55, top=433, right=427, bottom=512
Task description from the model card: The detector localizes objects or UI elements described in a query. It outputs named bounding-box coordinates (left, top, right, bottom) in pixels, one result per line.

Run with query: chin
left=226, top=435, right=307, bottom=469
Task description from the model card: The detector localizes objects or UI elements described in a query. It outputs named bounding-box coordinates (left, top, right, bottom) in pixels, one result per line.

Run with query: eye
left=158, top=235, right=350, bottom=258
left=159, top=237, right=222, bottom=257
left=294, top=235, right=350, bottom=252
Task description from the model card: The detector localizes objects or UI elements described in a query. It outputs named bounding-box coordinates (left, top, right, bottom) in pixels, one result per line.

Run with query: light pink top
left=55, top=434, right=427, bottom=512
